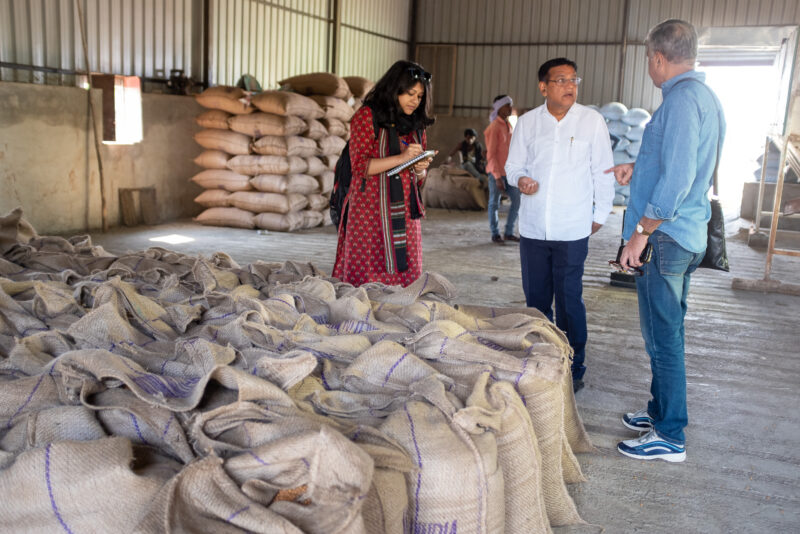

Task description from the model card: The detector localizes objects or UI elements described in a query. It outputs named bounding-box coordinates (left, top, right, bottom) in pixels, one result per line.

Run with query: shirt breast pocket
left=569, top=139, right=590, bottom=165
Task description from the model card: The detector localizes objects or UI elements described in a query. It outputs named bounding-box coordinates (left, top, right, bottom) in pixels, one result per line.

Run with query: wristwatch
left=636, top=223, right=652, bottom=236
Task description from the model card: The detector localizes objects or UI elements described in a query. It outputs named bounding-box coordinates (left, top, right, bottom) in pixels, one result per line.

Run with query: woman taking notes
left=333, top=60, right=436, bottom=287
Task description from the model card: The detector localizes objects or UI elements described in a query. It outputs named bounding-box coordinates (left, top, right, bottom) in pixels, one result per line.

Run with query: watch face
left=636, top=224, right=644, bottom=233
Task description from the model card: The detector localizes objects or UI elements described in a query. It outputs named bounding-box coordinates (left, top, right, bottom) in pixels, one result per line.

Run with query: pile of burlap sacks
left=191, top=74, right=373, bottom=232
left=0, top=207, right=594, bottom=534
left=588, top=102, right=652, bottom=206
left=423, top=164, right=488, bottom=211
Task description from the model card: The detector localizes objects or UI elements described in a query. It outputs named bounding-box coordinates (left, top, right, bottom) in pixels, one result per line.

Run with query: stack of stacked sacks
left=423, top=163, right=488, bottom=211
left=191, top=85, right=339, bottom=232
left=279, top=72, right=362, bottom=227
left=0, top=207, right=595, bottom=534
left=589, top=102, right=652, bottom=206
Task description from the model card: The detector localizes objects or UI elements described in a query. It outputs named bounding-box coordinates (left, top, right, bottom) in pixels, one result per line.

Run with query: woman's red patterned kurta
left=332, top=106, right=426, bottom=287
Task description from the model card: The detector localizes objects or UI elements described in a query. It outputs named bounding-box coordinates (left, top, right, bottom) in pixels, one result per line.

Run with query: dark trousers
left=520, top=236, right=589, bottom=379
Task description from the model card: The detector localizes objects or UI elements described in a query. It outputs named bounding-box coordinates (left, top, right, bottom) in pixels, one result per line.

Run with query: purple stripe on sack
left=226, top=505, right=250, bottom=523
left=268, top=297, right=296, bottom=311
left=320, top=368, right=331, bottom=390
left=248, top=451, right=269, bottom=466
left=514, top=358, right=528, bottom=388
left=300, top=347, right=337, bottom=360
left=207, top=311, right=235, bottom=321
left=416, top=273, right=429, bottom=298
left=128, top=373, right=200, bottom=399
left=45, top=444, right=75, bottom=534
left=133, top=257, right=144, bottom=271
left=301, top=458, right=310, bottom=469
left=130, top=413, right=151, bottom=445
left=6, top=372, right=48, bottom=429
left=438, top=338, right=448, bottom=355
left=162, top=415, right=174, bottom=439
left=475, top=336, right=507, bottom=352
left=382, top=352, right=408, bottom=387
left=404, top=404, right=423, bottom=529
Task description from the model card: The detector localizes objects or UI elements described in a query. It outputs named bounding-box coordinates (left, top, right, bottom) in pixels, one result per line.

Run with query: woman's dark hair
left=364, top=60, right=436, bottom=130
left=464, top=128, right=477, bottom=137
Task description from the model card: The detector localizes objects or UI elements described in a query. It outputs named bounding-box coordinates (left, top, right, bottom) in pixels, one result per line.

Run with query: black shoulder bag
left=675, top=78, right=729, bottom=272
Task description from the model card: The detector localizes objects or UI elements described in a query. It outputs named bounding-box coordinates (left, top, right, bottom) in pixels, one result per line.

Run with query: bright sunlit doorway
left=697, top=25, right=799, bottom=226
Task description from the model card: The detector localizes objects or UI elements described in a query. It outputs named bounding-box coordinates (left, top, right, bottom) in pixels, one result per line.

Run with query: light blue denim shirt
left=623, top=70, right=726, bottom=253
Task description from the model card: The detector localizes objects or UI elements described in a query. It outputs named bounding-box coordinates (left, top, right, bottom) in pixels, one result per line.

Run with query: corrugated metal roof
left=0, top=0, right=197, bottom=85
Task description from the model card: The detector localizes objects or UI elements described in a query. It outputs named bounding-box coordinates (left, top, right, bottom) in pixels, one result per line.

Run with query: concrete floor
left=84, top=208, right=800, bottom=534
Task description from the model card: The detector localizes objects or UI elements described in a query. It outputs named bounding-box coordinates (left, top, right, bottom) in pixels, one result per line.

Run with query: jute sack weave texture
left=0, top=208, right=594, bottom=533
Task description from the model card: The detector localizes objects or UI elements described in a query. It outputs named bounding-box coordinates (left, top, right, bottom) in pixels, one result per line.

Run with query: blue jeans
left=487, top=173, right=520, bottom=237
left=461, top=161, right=485, bottom=184
left=520, top=236, right=589, bottom=379
left=636, top=231, right=704, bottom=444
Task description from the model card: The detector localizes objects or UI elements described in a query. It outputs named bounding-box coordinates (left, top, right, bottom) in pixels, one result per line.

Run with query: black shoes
left=491, top=234, right=504, bottom=244
left=504, top=234, right=520, bottom=243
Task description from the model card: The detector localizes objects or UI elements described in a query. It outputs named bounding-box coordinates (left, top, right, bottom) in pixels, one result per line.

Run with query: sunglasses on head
left=408, top=67, right=432, bottom=82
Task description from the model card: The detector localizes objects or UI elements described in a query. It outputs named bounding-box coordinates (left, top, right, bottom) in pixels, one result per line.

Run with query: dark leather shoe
left=491, top=235, right=504, bottom=244
left=572, top=378, right=585, bottom=393
left=504, top=234, right=520, bottom=242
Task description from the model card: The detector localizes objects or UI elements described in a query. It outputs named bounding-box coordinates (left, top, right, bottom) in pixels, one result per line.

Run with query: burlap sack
left=194, top=149, right=230, bottom=169
left=196, top=85, right=254, bottom=115
left=455, top=373, right=551, bottom=534
left=194, top=129, right=252, bottom=155
left=317, top=171, right=335, bottom=194
left=255, top=212, right=305, bottom=232
left=196, top=109, right=232, bottom=129
left=309, top=95, right=355, bottom=122
left=251, top=135, right=289, bottom=156
left=343, top=76, right=374, bottom=99
left=305, top=156, right=327, bottom=177
left=133, top=453, right=305, bottom=533
left=227, top=155, right=291, bottom=176
left=323, top=155, right=339, bottom=170
left=251, top=90, right=325, bottom=120
left=423, top=168, right=487, bottom=210
left=303, top=118, right=328, bottom=140
left=318, top=135, right=347, bottom=156
left=300, top=209, right=323, bottom=229
left=280, top=72, right=352, bottom=100
left=0, top=405, right=106, bottom=453
left=190, top=169, right=252, bottom=191
left=250, top=174, right=318, bottom=195
left=379, top=379, right=505, bottom=534
left=286, top=136, right=320, bottom=157
left=306, top=194, right=328, bottom=211
left=0, top=438, right=165, bottom=533
left=322, top=118, right=348, bottom=137
left=228, top=192, right=308, bottom=214
left=225, top=426, right=373, bottom=534
left=228, top=113, right=307, bottom=138
left=195, top=207, right=255, bottom=228
left=0, top=208, right=39, bottom=255
left=195, top=189, right=232, bottom=208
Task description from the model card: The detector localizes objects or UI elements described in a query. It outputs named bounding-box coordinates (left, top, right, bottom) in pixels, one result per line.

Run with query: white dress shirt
left=505, top=102, right=615, bottom=241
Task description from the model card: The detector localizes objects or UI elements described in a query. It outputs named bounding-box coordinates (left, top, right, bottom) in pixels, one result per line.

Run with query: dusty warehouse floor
left=83, top=207, right=800, bottom=534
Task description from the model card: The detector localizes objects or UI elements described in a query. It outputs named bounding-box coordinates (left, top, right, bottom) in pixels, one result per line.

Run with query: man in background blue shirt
left=606, top=19, right=725, bottom=463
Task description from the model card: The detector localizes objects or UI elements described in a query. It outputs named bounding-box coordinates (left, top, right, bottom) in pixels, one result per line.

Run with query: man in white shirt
left=505, top=58, right=615, bottom=392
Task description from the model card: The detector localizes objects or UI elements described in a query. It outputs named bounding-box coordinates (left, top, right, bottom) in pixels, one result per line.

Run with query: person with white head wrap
left=484, top=94, right=520, bottom=244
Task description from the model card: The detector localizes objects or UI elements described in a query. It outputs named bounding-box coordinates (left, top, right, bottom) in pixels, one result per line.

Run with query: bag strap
left=672, top=77, right=723, bottom=196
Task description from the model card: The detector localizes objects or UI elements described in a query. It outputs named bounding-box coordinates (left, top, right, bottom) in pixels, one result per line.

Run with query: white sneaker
left=622, top=408, right=654, bottom=431
left=617, top=429, right=686, bottom=463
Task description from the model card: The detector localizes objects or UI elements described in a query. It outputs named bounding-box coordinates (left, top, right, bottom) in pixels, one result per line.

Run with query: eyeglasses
left=547, top=77, right=582, bottom=86
left=408, top=67, right=432, bottom=82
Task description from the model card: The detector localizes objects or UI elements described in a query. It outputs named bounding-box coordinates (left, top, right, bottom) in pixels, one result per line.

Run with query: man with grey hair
left=606, top=19, right=725, bottom=462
